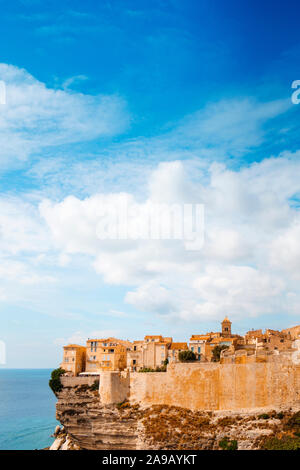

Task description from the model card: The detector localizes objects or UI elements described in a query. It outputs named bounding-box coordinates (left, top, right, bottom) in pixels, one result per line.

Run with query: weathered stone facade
left=100, top=350, right=300, bottom=411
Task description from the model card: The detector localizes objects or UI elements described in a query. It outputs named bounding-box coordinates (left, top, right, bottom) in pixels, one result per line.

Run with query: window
left=90, top=341, right=98, bottom=352
left=198, top=346, right=201, bottom=353
left=134, top=345, right=137, bottom=351
left=224, top=327, right=228, bottom=332
left=191, top=347, right=194, bottom=352
left=133, top=360, right=136, bottom=365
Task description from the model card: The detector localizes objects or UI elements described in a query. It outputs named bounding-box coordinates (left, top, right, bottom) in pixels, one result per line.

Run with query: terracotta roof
left=190, top=335, right=211, bottom=340
left=144, top=335, right=163, bottom=340
left=169, top=342, right=188, bottom=350
left=64, top=344, right=85, bottom=348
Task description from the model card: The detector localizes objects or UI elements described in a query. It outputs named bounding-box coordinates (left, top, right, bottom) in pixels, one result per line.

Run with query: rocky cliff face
left=55, top=384, right=140, bottom=449
left=54, top=383, right=300, bottom=450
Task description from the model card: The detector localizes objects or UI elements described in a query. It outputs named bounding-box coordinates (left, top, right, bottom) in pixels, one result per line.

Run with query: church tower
left=221, top=316, right=232, bottom=337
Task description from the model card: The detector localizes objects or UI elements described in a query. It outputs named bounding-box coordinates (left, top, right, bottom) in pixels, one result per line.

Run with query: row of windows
left=190, top=346, right=201, bottom=353
left=90, top=342, right=117, bottom=351
left=64, top=357, right=75, bottom=362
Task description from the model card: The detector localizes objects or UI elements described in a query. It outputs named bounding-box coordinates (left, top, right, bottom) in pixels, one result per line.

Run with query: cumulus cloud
left=0, top=197, right=50, bottom=254
left=0, top=63, right=129, bottom=167
left=39, top=156, right=300, bottom=321
left=270, top=219, right=300, bottom=279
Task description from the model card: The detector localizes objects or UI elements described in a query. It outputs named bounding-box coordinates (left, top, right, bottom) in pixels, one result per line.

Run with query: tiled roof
left=190, top=335, right=211, bottom=340
left=169, top=342, right=188, bottom=350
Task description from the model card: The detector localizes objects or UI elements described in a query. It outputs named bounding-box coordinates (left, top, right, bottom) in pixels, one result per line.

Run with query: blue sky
left=0, top=0, right=300, bottom=367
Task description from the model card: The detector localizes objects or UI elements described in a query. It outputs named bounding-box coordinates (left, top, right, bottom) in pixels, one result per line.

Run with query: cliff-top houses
left=60, top=318, right=300, bottom=377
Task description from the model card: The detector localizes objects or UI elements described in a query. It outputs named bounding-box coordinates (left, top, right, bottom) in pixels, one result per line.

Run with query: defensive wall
left=98, top=346, right=300, bottom=411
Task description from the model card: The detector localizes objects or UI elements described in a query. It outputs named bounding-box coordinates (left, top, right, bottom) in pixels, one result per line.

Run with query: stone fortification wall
left=99, top=351, right=300, bottom=411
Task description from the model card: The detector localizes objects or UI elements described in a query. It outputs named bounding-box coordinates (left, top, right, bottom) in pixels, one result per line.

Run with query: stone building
left=244, top=328, right=293, bottom=352
left=127, top=335, right=172, bottom=370
left=167, top=342, right=188, bottom=363
left=282, top=325, right=300, bottom=340
left=189, top=334, right=213, bottom=361
left=60, top=344, right=86, bottom=376
left=189, top=317, right=241, bottom=361
left=85, top=337, right=132, bottom=373
left=221, top=316, right=232, bottom=337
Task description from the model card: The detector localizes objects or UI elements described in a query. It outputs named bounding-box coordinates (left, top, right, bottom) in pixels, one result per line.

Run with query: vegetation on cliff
left=219, top=437, right=238, bottom=450
left=89, top=379, right=99, bottom=391
left=260, top=411, right=300, bottom=450
left=138, top=365, right=167, bottom=372
left=54, top=379, right=300, bottom=450
left=49, top=368, right=65, bottom=394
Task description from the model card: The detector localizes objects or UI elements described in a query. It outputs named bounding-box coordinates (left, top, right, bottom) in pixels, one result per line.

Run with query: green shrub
left=49, top=368, right=65, bottom=394
left=262, top=436, right=300, bottom=450
left=116, top=400, right=130, bottom=410
left=258, top=413, right=270, bottom=420
left=286, top=411, right=300, bottom=431
left=90, top=379, right=99, bottom=391
left=219, top=437, right=238, bottom=450
left=211, top=345, right=229, bottom=362
left=178, top=350, right=196, bottom=362
left=138, top=366, right=167, bottom=372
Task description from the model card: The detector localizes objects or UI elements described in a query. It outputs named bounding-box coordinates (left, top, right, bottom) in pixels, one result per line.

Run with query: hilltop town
left=50, top=318, right=300, bottom=450
left=60, top=318, right=300, bottom=377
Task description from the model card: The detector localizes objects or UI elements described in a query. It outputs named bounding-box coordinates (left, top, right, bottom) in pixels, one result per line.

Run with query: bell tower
left=221, top=316, right=232, bottom=337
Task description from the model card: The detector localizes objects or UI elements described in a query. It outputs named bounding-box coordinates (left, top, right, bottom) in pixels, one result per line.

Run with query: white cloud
left=0, top=63, right=129, bottom=167
left=39, top=156, right=300, bottom=321
left=0, top=258, right=56, bottom=284
left=0, top=196, right=50, bottom=254
left=270, top=219, right=300, bottom=279
left=125, top=282, right=176, bottom=315
left=156, top=97, right=290, bottom=159
left=193, top=265, right=285, bottom=318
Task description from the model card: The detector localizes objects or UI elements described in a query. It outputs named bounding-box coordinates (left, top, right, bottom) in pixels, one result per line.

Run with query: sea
left=0, top=369, right=58, bottom=450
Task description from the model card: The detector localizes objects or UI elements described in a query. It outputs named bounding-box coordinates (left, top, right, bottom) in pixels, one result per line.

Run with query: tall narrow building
left=221, top=316, right=232, bottom=338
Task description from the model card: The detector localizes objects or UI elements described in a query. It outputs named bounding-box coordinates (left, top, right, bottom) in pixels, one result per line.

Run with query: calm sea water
left=0, top=369, right=58, bottom=450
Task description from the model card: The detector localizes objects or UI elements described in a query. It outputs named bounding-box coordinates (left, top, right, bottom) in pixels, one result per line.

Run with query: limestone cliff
left=54, top=383, right=300, bottom=450
left=55, top=384, right=140, bottom=449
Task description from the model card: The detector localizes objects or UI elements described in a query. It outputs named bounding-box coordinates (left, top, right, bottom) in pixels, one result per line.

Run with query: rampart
left=61, top=376, right=97, bottom=387
left=99, top=349, right=300, bottom=411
